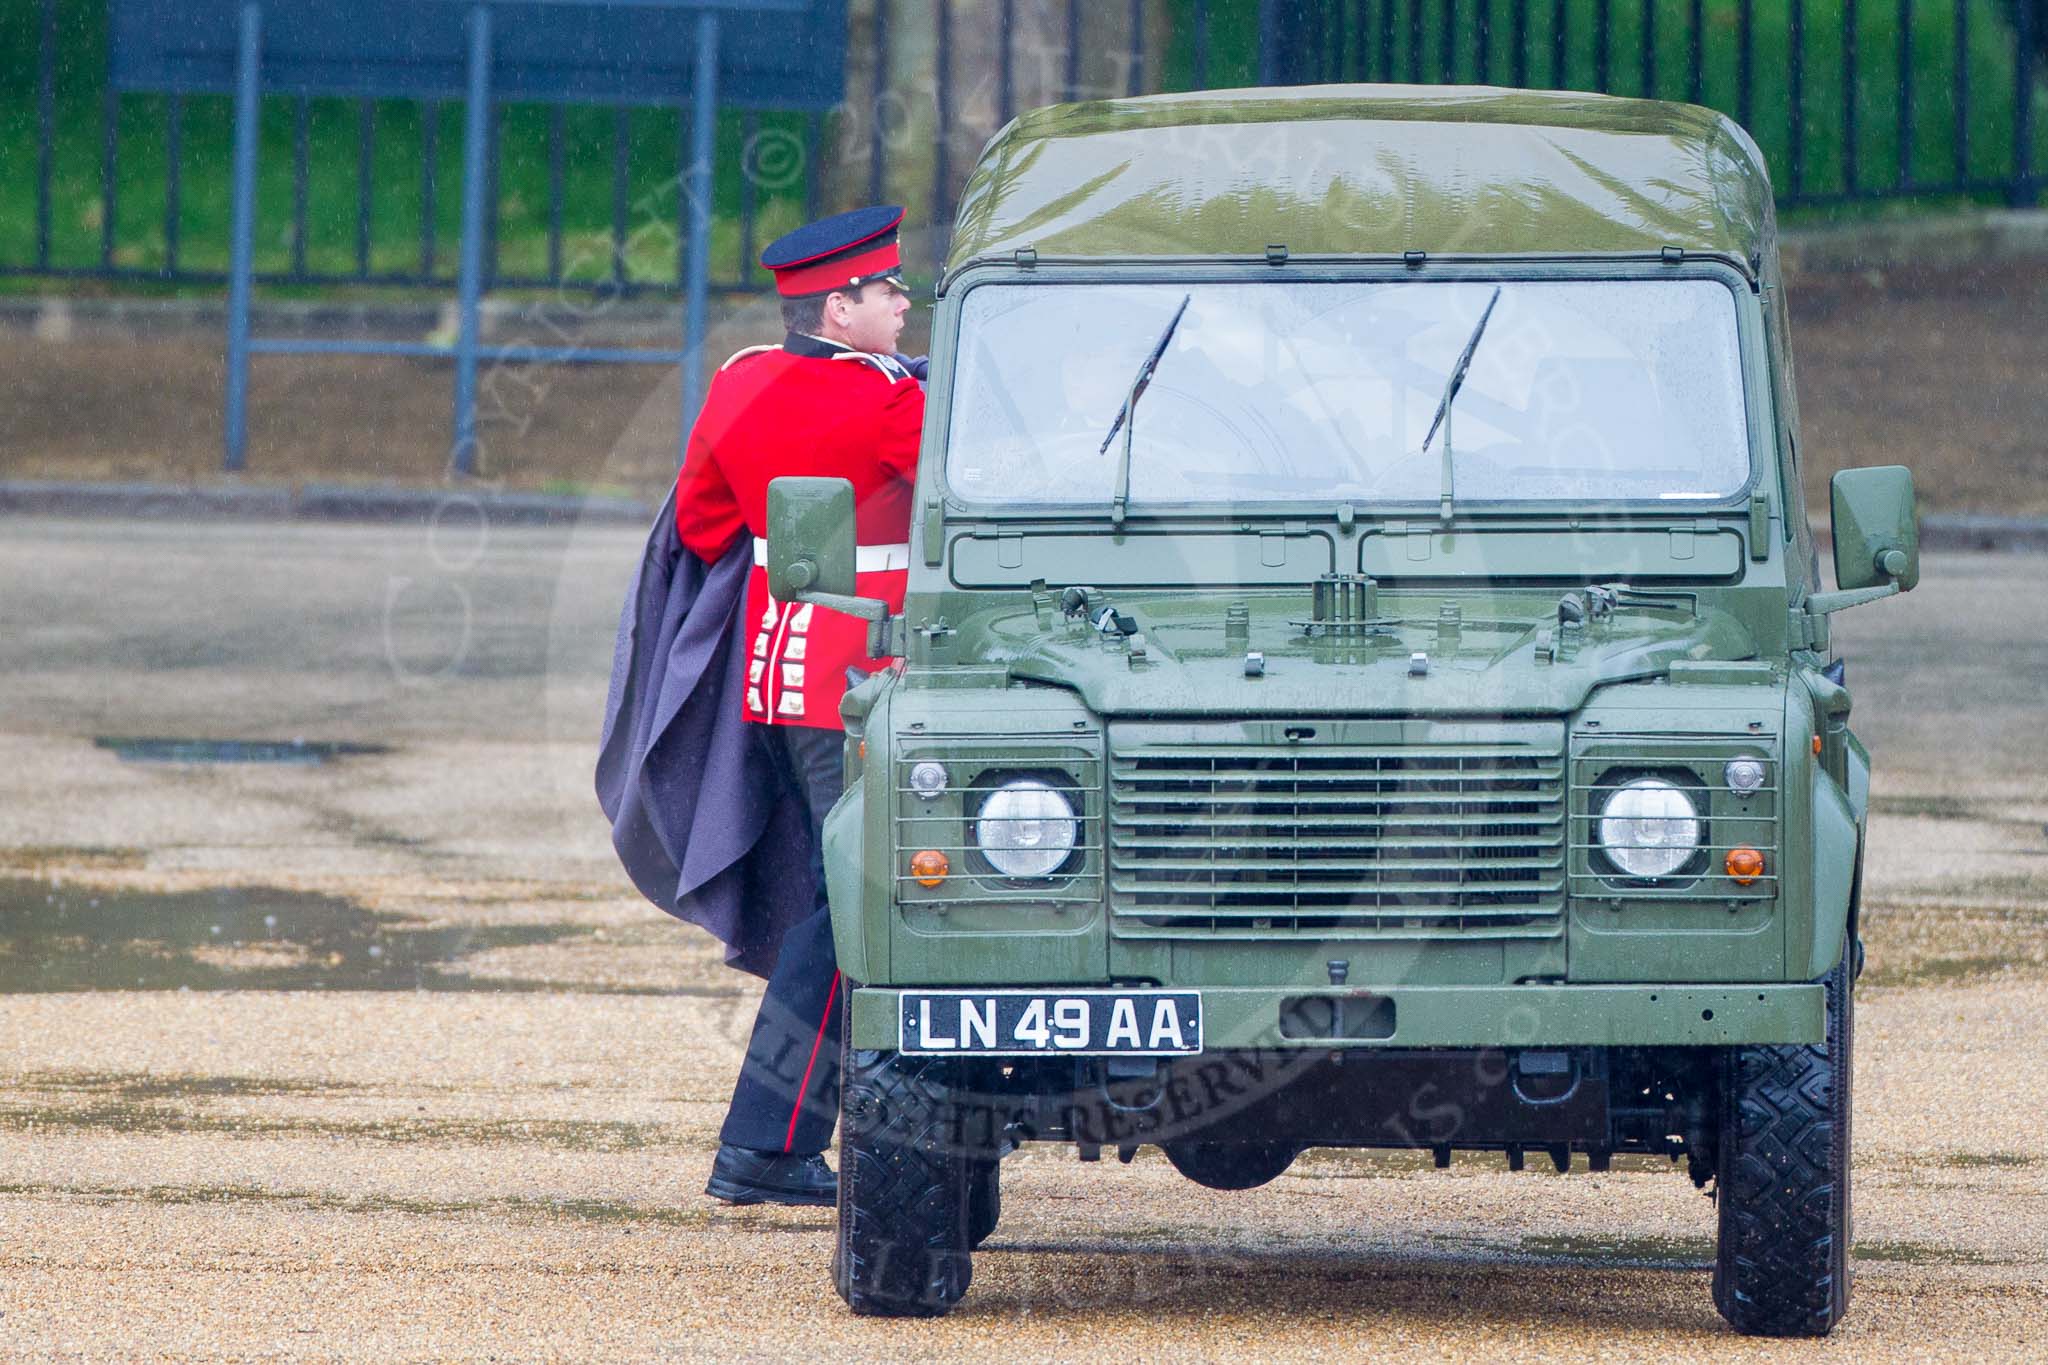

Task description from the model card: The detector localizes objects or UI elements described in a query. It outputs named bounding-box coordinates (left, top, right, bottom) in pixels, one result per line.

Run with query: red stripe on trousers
left=783, top=970, right=842, bottom=1153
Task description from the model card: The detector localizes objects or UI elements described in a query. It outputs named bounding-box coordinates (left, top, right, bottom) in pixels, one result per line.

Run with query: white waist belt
left=754, top=539, right=910, bottom=573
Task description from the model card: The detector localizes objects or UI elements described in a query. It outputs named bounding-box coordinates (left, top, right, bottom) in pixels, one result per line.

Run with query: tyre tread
left=835, top=1045, right=972, bottom=1318
left=1712, top=958, right=1853, bottom=1337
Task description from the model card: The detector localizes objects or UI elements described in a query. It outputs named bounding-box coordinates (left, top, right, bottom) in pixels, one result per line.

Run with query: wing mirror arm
left=1802, top=579, right=1901, bottom=617
left=785, top=580, right=892, bottom=658
left=1806, top=549, right=1911, bottom=615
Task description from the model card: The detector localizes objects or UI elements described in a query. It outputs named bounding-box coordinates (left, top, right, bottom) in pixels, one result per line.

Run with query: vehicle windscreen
left=943, top=278, right=1752, bottom=507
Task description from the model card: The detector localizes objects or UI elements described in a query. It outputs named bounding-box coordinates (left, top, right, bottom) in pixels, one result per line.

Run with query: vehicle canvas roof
left=945, top=84, right=1776, bottom=281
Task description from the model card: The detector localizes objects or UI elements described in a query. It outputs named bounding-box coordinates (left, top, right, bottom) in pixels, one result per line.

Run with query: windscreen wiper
left=1420, top=285, right=1502, bottom=525
left=1097, top=292, right=1191, bottom=527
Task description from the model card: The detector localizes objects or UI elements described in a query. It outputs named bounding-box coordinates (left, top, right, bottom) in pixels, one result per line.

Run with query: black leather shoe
left=705, top=1144, right=838, bottom=1207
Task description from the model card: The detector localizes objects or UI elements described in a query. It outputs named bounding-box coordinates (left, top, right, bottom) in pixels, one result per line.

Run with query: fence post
left=1897, top=0, right=1914, bottom=187
left=1262, top=0, right=1316, bottom=85
left=223, top=2, right=263, bottom=474
left=36, top=0, right=55, bottom=270
left=1066, top=0, right=1083, bottom=98
left=1952, top=0, right=1970, bottom=184
left=1594, top=0, right=1610, bottom=92
left=869, top=0, right=888, bottom=201
left=2015, top=1, right=2040, bottom=206
left=1790, top=0, right=1804, bottom=198
left=1843, top=0, right=1858, bottom=195
left=1738, top=0, right=1753, bottom=131
left=934, top=2, right=951, bottom=275
left=100, top=83, right=118, bottom=270
left=356, top=100, right=376, bottom=278
left=680, top=8, right=721, bottom=447
left=164, top=96, right=184, bottom=275
left=450, top=2, right=494, bottom=479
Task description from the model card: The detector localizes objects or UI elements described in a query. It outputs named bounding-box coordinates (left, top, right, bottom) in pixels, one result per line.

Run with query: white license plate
left=898, top=989, right=1203, bottom=1056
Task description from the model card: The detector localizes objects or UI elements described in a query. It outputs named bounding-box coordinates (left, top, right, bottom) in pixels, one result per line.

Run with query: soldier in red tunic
left=679, top=206, right=923, bottom=1206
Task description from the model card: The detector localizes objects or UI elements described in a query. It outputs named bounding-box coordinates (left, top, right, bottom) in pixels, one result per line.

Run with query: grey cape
left=595, top=490, right=815, bottom=978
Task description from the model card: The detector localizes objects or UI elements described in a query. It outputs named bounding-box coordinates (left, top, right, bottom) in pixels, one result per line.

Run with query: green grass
left=0, top=0, right=820, bottom=287
left=1, top=0, right=2044, bottom=296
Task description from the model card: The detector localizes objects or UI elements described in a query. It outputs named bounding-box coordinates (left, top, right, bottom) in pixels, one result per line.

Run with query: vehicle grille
left=1108, top=721, right=1566, bottom=939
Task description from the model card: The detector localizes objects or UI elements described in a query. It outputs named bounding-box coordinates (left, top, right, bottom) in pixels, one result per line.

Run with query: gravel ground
left=0, top=526, right=2044, bottom=1359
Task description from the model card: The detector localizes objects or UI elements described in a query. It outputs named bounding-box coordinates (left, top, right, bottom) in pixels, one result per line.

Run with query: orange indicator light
left=858, top=739, right=867, bottom=759
left=1726, top=847, right=1765, bottom=885
left=910, top=849, right=949, bottom=887
left=1812, top=734, right=1822, bottom=755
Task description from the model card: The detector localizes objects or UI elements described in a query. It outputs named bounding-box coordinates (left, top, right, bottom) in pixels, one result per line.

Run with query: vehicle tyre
left=1161, top=1140, right=1299, bottom=1191
left=967, top=1156, right=1000, bottom=1249
left=1711, top=952, right=1853, bottom=1337
left=833, top=1031, right=973, bottom=1318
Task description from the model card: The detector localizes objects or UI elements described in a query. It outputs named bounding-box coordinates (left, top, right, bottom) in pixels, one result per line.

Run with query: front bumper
left=849, top=983, right=1823, bottom=1051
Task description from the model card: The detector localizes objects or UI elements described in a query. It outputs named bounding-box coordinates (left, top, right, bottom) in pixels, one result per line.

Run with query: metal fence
left=1259, top=0, right=2043, bottom=209
left=3, top=0, right=2041, bottom=302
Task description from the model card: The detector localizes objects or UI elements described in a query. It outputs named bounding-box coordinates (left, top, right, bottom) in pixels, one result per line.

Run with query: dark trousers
left=719, top=721, right=845, bottom=1155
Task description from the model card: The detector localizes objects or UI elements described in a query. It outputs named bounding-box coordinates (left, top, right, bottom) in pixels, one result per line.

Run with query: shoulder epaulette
left=830, top=350, right=911, bottom=382
left=719, top=344, right=780, bottom=371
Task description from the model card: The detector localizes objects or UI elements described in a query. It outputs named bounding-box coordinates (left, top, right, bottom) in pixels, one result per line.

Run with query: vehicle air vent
left=1107, top=720, right=1568, bottom=940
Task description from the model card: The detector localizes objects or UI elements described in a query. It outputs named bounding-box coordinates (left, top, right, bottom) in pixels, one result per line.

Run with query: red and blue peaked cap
left=761, top=204, right=906, bottom=299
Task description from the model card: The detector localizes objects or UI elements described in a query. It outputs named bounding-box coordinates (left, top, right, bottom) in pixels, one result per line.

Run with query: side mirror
left=1829, top=465, right=1919, bottom=593
left=766, top=476, right=858, bottom=603
left=765, top=477, right=891, bottom=651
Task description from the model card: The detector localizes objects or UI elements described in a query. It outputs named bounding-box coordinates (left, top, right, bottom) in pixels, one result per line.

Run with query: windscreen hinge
left=1265, top=243, right=1288, bottom=265
left=1013, top=246, right=1037, bottom=268
left=1748, top=490, right=1773, bottom=560
left=1660, top=245, right=1685, bottom=264
left=1403, top=249, right=1427, bottom=269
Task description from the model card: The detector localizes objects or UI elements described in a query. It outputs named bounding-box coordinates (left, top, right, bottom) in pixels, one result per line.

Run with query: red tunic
left=674, top=336, right=922, bottom=731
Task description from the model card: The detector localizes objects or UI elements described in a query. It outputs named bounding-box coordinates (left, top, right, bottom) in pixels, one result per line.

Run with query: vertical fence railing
left=1251, top=0, right=2044, bottom=208
left=2019, top=3, right=2040, bottom=203
left=3, top=0, right=2041, bottom=299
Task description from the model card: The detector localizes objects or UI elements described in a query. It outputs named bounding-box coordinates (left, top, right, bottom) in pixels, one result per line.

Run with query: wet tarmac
left=0, top=877, right=619, bottom=994
left=0, top=519, right=2043, bottom=1357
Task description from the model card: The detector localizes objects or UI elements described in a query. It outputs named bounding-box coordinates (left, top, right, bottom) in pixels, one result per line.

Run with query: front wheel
left=1712, top=953, right=1854, bottom=1336
left=833, top=1042, right=974, bottom=1317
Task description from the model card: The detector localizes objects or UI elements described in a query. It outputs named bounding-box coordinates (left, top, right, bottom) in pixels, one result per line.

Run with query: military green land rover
left=763, top=86, right=1919, bottom=1335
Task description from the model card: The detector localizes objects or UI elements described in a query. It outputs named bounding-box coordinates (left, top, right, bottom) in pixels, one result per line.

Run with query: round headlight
left=908, top=760, right=949, bottom=801
left=1597, top=777, right=1701, bottom=879
left=1724, top=757, right=1766, bottom=796
left=975, top=779, right=1077, bottom=879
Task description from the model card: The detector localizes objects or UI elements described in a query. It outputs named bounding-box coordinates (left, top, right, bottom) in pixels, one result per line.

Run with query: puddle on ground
left=1859, top=893, right=2048, bottom=987
left=1933, top=1151, right=2040, bottom=1169
left=0, top=1100, right=678, bottom=1152
left=0, top=878, right=669, bottom=993
left=93, top=737, right=391, bottom=765
left=1516, top=1233, right=1713, bottom=1265
left=1851, top=1239, right=2012, bottom=1266
left=0, top=1179, right=716, bottom=1229
left=0, top=846, right=146, bottom=873
left=1520, top=1232, right=2014, bottom=1269
left=1866, top=794, right=2047, bottom=825
left=1864, top=953, right=2032, bottom=988
left=19, top=1072, right=366, bottom=1100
